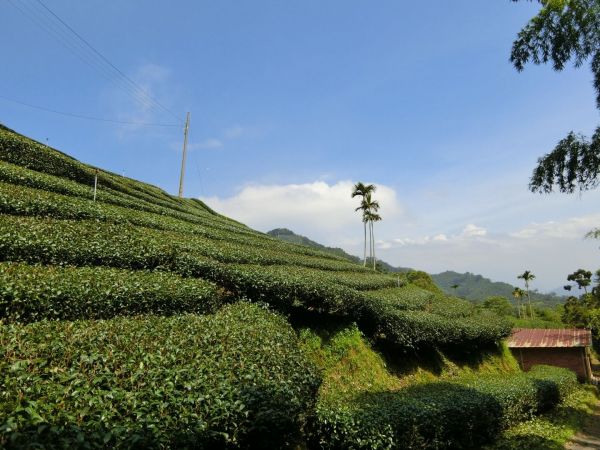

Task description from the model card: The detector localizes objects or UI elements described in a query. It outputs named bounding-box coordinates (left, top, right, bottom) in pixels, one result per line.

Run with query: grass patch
left=487, top=384, right=599, bottom=450
left=299, top=324, right=402, bottom=405
left=298, top=324, right=520, bottom=406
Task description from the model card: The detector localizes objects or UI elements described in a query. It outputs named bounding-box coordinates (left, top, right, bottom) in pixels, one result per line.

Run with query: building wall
left=511, top=347, right=589, bottom=381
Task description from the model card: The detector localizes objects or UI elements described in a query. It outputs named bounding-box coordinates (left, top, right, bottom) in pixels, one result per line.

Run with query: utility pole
left=93, top=169, right=98, bottom=202
left=178, top=112, right=190, bottom=198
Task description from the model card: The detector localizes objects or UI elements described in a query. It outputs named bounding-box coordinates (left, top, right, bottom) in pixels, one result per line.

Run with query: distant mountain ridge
left=431, top=271, right=566, bottom=307
left=266, top=228, right=362, bottom=263
left=266, top=228, right=413, bottom=271
left=267, top=228, right=567, bottom=307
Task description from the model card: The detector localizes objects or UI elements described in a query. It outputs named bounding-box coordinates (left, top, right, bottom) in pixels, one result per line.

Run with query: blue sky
left=2, top=1, right=599, bottom=291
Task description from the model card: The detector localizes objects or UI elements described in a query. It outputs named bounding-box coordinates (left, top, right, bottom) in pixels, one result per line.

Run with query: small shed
left=507, top=328, right=593, bottom=382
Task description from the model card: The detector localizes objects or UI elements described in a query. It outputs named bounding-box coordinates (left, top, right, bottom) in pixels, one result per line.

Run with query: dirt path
left=566, top=401, right=600, bottom=450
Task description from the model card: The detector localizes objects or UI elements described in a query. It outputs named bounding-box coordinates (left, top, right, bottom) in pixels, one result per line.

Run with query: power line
left=0, top=94, right=181, bottom=127
left=6, top=0, right=160, bottom=116
left=33, top=0, right=183, bottom=123
left=6, top=0, right=184, bottom=123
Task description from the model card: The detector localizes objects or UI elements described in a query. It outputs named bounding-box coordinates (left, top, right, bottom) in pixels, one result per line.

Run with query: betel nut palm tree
left=360, top=192, right=380, bottom=270
left=365, top=209, right=382, bottom=270
left=512, top=287, right=524, bottom=319
left=352, top=182, right=376, bottom=267
left=518, top=270, right=536, bottom=320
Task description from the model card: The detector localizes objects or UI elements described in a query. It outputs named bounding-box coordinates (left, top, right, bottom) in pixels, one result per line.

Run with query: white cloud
left=378, top=224, right=488, bottom=250
left=461, top=223, right=487, bottom=238
left=376, top=214, right=600, bottom=291
left=223, top=125, right=246, bottom=139
left=106, top=63, right=180, bottom=136
left=201, top=180, right=403, bottom=245
left=189, top=138, right=223, bottom=150
left=201, top=180, right=600, bottom=292
left=510, top=214, right=600, bottom=240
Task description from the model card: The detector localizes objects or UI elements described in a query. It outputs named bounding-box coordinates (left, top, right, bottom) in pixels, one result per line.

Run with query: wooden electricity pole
left=93, top=169, right=99, bottom=202
left=178, top=112, right=190, bottom=198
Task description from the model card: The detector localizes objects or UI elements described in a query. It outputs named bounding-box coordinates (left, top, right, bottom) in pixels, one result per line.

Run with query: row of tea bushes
left=0, top=213, right=361, bottom=273
left=0, top=214, right=510, bottom=348
left=0, top=262, right=223, bottom=323
left=0, top=180, right=360, bottom=271
left=0, top=160, right=339, bottom=258
left=0, top=128, right=210, bottom=218
left=311, top=365, right=577, bottom=449
left=0, top=160, right=256, bottom=239
left=0, top=303, right=320, bottom=449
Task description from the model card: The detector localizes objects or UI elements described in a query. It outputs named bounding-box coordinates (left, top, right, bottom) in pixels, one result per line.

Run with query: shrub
left=0, top=214, right=511, bottom=348
left=0, top=303, right=321, bottom=448
left=310, top=366, right=578, bottom=449
left=311, top=384, right=502, bottom=449
left=0, top=129, right=512, bottom=351
left=0, top=262, right=223, bottom=323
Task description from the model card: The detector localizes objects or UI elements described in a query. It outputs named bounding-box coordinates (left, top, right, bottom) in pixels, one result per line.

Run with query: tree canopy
left=511, top=0, right=600, bottom=193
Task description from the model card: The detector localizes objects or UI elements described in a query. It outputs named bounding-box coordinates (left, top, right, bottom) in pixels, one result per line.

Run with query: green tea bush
left=0, top=128, right=512, bottom=350
left=310, top=366, right=578, bottom=449
left=363, top=295, right=512, bottom=349
left=0, top=213, right=357, bottom=272
left=0, top=129, right=208, bottom=218
left=0, top=179, right=358, bottom=270
left=0, top=262, right=223, bottom=322
left=528, top=365, right=578, bottom=411
left=0, top=214, right=511, bottom=348
left=311, top=384, right=502, bottom=449
left=0, top=303, right=321, bottom=448
left=0, top=159, right=260, bottom=238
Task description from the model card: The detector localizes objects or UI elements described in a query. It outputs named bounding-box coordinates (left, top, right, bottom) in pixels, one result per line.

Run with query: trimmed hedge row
left=362, top=293, right=512, bottom=349
left=0, top=303, right=321, bottom=448
left=0, top=159, right=284, bottom=242
left=0, top=215, right=510, bottom=348
left=0, top=129, right=210, bottom=218
left=0, top=180, right=365, bottom=272
left=364, top=286, right=475, bottom=318
left=0, top=214, right=352, bottom=274
left=311, top=365, right=577, bottom=449
left=0, top=262, right=223, bottom=323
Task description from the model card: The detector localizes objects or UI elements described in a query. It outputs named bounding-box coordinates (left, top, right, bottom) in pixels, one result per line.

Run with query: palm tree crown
left=351, top=182, right=376, bottom=199
left=352, top=183, right=381, bottom=269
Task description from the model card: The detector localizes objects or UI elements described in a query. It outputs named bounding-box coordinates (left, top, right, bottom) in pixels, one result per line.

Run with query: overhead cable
left=0, top=94, right=181, bottom=127
left=6, top=0, right=184, bottom=123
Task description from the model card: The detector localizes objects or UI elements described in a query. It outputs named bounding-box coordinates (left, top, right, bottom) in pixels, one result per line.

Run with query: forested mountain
left=432, top=271, right=567, bottom=307
left=269, top=229, right=567, bottom=307
left=266, top=228, right=361, bottom=263
left=267, top=228, right=413, bottom=272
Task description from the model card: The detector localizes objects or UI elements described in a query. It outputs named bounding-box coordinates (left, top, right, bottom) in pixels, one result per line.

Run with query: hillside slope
left=0, top=125, right=511, bottom=350
left=267, top=227, right=362, bottom=263
left=0, top=125, right=580, bottom=448
left=268, top=227, right=414, bottom=272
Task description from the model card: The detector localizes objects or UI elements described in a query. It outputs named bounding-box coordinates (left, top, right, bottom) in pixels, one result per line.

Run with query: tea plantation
left=0, top=126, right=582, bottom=448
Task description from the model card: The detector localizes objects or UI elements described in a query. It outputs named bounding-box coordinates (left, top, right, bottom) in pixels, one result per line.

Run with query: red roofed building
left=507, top=328, right=593, bottom=382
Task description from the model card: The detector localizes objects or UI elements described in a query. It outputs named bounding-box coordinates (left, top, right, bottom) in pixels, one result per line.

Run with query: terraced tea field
left=0, top=125, right=580, bottom=448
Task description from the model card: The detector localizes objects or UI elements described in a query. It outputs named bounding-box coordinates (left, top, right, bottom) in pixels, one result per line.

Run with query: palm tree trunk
left=367, top=221, right=373, bottom=264
left=368, top=221, right=372, bottom=268
left=363, top=222, right=367, bottom=266
left=372, top=221, right=376, bottom=270
left=526, top=283, right=535, bottom=319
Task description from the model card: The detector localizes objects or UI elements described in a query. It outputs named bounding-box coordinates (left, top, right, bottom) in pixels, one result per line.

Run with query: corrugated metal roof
left=507, top=328, right=592, bottom=348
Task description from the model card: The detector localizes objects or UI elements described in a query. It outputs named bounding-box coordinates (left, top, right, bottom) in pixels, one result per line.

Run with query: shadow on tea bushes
left=309, top=366, right=577, bottom=449
left=0, top=303, right=321, bottom=449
